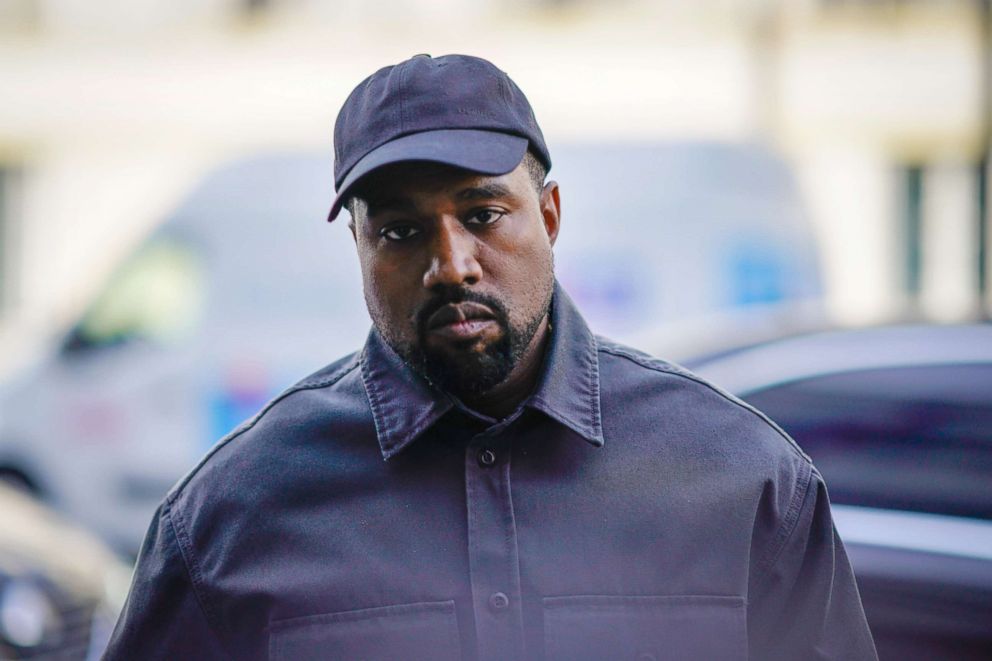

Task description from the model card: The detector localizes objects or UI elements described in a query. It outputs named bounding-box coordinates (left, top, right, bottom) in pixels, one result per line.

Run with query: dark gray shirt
left=105, top=285, right=877, bottom=660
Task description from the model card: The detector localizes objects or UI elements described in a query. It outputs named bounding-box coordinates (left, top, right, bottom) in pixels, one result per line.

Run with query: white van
left=0, top=143, right=822, bottom=555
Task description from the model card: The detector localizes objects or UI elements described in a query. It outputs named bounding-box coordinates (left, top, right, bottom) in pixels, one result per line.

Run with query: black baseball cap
left=328, top=53, right=551, bottom=221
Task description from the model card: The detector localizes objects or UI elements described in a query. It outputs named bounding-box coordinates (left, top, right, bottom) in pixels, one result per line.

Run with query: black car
left=679, top=323, right=992, bottom=661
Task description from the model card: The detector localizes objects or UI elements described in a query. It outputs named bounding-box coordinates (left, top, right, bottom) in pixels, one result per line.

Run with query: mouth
left=425, top=302, right=500, bottom=342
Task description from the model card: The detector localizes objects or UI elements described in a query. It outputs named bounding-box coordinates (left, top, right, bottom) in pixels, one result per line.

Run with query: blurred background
left=0, top=1, right=989, bottom=659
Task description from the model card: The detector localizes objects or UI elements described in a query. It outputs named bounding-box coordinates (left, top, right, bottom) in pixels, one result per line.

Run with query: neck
left=460, top=314, right=551, bottom=420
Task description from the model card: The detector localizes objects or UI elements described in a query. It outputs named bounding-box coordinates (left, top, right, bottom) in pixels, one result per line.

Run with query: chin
left=423, top=345, right=514, bottom=397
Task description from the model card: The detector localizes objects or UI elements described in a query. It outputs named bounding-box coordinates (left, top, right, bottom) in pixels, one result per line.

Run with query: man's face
left=350, top=158, right=560, bottom=398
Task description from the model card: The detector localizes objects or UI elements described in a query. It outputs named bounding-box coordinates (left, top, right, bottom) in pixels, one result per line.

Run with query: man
left=105, top=54, right=876, bottom=660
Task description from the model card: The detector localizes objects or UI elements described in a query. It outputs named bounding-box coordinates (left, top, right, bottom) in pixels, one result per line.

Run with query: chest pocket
left=542, top=595, right=746, bottom=661
left=268, top=600, right=461, bottom=661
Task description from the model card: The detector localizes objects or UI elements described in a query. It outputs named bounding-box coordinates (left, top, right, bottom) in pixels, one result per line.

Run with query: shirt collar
left=526, top=283, right=605, bottom=448
left=360, top=280, right=604, bottom=461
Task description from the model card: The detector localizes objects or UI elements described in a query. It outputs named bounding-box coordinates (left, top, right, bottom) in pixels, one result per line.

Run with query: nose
left=422, top=218, right=483, bottom=290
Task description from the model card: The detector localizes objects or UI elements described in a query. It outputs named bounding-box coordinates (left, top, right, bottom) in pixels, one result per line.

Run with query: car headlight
left=0, top=577, right=59, bottom=649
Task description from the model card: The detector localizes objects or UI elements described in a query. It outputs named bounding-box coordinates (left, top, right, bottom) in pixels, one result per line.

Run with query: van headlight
left=0, top=577, right=59, bottom=648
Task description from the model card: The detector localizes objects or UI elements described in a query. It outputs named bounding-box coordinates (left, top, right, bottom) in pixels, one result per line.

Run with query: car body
left=0, top=143, right=822, bottom=556
left=676, top=323, right=992, bottom=660
left=0, top=483, right=131, bottom=660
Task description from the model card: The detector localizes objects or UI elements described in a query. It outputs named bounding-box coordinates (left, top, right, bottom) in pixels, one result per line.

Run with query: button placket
left=464, top=431, right=525, bottom=661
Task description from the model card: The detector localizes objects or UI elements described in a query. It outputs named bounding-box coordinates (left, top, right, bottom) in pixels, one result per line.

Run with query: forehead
left=353, top=160, right=531, bottom=211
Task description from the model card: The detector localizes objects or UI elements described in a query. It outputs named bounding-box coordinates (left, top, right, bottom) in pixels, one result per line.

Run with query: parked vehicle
left=0, top=143, right=822, bottom=555
left=678, top=323, right=992, bottom=661
left=0, top=483, right=131, bottom=660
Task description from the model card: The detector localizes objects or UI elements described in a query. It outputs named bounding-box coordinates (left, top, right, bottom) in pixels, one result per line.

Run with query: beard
left=390, top=284, right=552, bottom=399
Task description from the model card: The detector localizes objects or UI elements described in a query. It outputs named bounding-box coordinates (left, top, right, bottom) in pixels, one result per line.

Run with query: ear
left=540, top=181, right=561, bottom=246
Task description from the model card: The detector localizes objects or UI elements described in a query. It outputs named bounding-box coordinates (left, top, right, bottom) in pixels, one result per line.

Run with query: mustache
left=414, top=287, right=508, bottom=333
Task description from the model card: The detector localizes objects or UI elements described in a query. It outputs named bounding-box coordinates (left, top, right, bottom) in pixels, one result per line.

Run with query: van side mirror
left=59, top=324, right=131, bottom=357
left=60, top=325, right=93, bottom=356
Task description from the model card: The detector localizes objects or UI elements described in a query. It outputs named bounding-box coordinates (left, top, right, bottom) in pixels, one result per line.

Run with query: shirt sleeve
left=103, top=502, right=229, bottom=660
left=747, top=467, right=878, bottom=660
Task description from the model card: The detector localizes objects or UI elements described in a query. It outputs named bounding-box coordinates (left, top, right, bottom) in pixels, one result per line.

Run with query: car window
left=63, top=236, right=205, bottom=354
left=744, top=364, right=992, bottom=520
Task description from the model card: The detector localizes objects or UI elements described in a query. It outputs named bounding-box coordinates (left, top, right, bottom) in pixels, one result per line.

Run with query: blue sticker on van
left=207, top=384, right=275, bottom=450
left=726, top=242, right=785, bottom=307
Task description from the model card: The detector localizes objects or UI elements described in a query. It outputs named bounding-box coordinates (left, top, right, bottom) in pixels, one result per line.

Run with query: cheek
left=484, top=229, right=554, bottom=325
left=357, top=247, right=417, bottom=333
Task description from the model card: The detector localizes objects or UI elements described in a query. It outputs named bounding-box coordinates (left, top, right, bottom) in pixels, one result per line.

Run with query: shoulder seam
left=167, top=358, right=361, bottom=502
left=162, top=502, right=228, bottom=650
left=754, top=460, right=816, bottom=580
left=596, top=343, right=810, bottom=463
left=598, top=342, right=817, bottom=582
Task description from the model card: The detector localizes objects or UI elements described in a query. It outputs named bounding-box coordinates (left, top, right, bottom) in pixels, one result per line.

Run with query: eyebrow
left=455, top=183, right=513, bottom=201
left=363, top=181, right=515, bottom=216
left=364, top=196, right=417, bottom=215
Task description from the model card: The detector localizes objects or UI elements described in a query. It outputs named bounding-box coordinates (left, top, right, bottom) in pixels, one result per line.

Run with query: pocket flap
left=269, top=600, right=460, bottom=661
left=543, top=595, right=746, bottom=661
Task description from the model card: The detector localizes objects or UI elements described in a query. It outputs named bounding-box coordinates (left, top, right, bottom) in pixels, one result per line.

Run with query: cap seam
left=398, top=57, right=410, bottom=134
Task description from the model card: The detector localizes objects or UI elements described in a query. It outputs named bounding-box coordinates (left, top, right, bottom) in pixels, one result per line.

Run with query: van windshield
left=65, top=237, right=205, bottom=353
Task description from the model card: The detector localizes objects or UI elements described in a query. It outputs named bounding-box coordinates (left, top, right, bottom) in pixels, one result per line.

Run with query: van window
left=64, top=237, right=205, bottom=353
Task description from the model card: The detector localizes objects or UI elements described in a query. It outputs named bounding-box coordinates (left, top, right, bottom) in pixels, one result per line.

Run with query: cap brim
left=328, top=129, right=528, bottom=221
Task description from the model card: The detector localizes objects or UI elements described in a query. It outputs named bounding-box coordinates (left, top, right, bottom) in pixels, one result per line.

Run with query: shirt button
left=477, top=448, right=497, bottom=467
left=488, top=591, right=509, bottom=611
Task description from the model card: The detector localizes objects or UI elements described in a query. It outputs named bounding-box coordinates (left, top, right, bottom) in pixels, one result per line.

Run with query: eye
left=466, top=209, right=505, bottom=226
left=380, top=224, right=421, bottom=241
